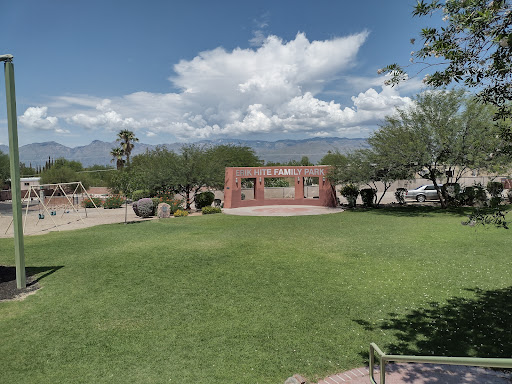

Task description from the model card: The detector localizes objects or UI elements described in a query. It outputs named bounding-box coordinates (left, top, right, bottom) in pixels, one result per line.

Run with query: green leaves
left=384, top=0, right=512, bottom=134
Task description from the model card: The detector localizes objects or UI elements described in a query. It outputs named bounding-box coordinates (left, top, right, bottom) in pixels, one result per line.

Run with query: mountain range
left=0, top=137, right=368, bottom=168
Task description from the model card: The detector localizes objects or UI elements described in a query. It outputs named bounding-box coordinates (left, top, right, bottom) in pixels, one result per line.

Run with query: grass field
left=1, top=207, right=511, bottom=383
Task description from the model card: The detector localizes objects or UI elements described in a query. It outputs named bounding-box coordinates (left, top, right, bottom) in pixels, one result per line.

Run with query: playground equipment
left=4, top=181, right=102, bottom=235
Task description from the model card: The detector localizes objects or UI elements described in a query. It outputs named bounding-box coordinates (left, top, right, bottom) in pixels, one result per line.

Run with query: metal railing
left=370, top=343, right=512, bottom=384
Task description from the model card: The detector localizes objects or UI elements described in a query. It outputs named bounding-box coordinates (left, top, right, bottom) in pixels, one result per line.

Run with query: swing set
left=4, top=181, right=102, bottom=235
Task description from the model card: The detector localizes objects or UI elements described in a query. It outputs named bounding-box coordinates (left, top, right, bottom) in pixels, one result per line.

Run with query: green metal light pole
left=2, top=54, right=26, bottom=289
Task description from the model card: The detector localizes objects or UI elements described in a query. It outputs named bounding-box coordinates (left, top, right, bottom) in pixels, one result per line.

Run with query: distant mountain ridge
left=0, top=137, right=369, bottom=167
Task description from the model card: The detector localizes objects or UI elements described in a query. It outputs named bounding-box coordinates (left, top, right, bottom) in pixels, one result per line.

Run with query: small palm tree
left=116, top=130, right=139, bottom=165
left=110, top=147, right=125, bottom=170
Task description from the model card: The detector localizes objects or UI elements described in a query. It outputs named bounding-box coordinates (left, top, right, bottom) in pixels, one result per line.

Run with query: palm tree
left=110, top=147, right=125, bottom=170
left=116, top=129, right=139, bottom=165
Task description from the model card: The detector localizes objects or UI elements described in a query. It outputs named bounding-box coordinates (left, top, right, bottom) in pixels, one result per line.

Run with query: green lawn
left=1, top=207, right=511, bottom=383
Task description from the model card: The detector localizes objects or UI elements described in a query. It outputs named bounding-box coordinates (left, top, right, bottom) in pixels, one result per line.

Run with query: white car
left=405, top=184, right=442, bottom=202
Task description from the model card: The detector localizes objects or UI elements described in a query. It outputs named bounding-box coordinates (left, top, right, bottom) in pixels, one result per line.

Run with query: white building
left=20, top=177, right=41, bottom=190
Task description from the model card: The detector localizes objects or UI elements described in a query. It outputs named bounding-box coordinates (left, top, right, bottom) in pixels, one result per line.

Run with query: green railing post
left=3, top=55, right=26, bottom=289
left=370, top=343, right=512, bottom=384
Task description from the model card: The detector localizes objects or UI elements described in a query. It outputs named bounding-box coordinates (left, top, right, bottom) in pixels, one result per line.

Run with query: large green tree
left=320, top=149, right=414, bottom=207
left=111, top=144, right=262, bottom=209
left=381, top=0, right=512, bottom=146
left=0, top=150, right=10, bottom=188
left=40, top=158, right=90, bottom=190
left=370, top=89, right=503, bottom=208
left=205, top=144, right=262, bottom=189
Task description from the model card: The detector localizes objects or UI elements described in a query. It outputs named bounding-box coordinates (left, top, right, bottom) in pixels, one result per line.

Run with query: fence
left=370, top=343, right=512, bottom=384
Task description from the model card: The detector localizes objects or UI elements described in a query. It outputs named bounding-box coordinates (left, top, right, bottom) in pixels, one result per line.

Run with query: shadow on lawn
left=365, top=205, right=476, bottom=218
left=355, top=286, right=512, bottom=364
left=0, top=265, right=63, bottom=301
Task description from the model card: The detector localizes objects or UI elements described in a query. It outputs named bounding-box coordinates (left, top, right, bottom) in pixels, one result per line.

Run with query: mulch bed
left=0, top=266, right=40, bottom=301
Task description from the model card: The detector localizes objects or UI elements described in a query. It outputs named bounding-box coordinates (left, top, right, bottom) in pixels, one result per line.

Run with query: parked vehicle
left=406, top=184, right=442, bottom=202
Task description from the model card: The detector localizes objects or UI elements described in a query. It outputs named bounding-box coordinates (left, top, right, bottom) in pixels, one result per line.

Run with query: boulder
left=157, top=203, right=171, bottom=218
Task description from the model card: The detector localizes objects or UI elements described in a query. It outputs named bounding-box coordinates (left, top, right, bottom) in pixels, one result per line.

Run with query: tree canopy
left=381, top=0, right=512, bottom=145
left=0, top=151, right=9, bottom=187
left=110, top=144, right=262, bottom=208
left=369, top=89, right=503, bottom=207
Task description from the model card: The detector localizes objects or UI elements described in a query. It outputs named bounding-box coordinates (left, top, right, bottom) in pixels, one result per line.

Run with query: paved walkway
left=315, top=363, right=512, bottom=383
left=222, top=205, right=344, bottom=216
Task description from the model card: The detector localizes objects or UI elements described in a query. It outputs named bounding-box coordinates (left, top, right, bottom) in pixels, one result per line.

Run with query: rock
left=157, top=203, right=171, bottom=218
left=284, top=374, right=307, bottom=384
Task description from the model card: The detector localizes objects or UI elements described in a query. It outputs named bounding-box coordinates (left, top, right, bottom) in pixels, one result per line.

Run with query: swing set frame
left=4, top=181, right=103, bottom=235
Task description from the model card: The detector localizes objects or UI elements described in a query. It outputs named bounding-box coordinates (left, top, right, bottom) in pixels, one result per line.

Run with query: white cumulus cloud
left=36, top=32, right=417, bottom=141
left=19, top=106, right=60, bottom=131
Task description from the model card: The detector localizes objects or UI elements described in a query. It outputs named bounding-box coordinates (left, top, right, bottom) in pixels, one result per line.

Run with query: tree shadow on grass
left=0, top=265, right=63, bottom=301
left=366, top=205, right=477, bottom=219
left=356, top=286, right=512, bottom=362
left=367, top=204, right=512, bottom=220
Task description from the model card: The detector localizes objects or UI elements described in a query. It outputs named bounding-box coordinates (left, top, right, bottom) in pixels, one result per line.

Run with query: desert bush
left=394, top=188, right=407, bottom=205
left=195, top=191, right=215, bottom=209
left=135, top=198, right=154, bottom=218
left=151, top=197, right=160, bottom=215
left=340, top=184, right=359, bottom=208
left=360, top=188, right=376, bottom=207
left=202, top=206, right=222, bottom=215
left=103, top=195, right=125, bottom=209
left=157, top=193, right=175, bottom=205
left=473, top=183, right=488, bottom=207
left=173, top=209, right=189, bottom=217
left=442, top=183, right=461, bottom=206
left=458, top=186, right=476, bottom=206
left=132, top=189, right=151, bottom=201
left=167, top=199, right=183, bottom=213
left=82, top=197, right=103, bottom=208
left=487, top=181, right=504, bottom=207
left=487, top=181, right=504, bottom=198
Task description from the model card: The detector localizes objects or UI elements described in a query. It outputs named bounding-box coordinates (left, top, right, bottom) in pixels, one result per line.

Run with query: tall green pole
left=3, top=55, right=26, bottom=289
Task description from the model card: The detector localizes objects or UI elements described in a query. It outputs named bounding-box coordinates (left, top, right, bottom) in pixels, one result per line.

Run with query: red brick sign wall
left=224, top=166, right=337, bottom=208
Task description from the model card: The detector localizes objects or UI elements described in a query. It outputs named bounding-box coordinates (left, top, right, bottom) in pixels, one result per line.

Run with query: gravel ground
left=0, top=203, right=160, bottom=238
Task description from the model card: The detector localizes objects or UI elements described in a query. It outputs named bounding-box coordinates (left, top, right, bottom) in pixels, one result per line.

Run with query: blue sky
left=0, top=0, right=437, bottom=147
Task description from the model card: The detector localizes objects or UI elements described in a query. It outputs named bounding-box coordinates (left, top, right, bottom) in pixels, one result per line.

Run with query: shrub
left=173, top=209, right=189, bottom=217
left=103, top=195, right=125, bottom=209
left=459, top=186, right=476, bottom=206
left=157, top=193, right=175, bottom=205
left=82, top=197, right=103, bottom=208
left=473, top=183, right=488, bottom=207
left=487, top=181, right=504, bottom=208
left=202, top=206, right=222, bottom=215
left=195, top=191, right=215, bottom=209
left=151, top=197, right=160, bottom=215
left=135, top=198, right=154, bottom=218
left=132, top=189, right=150, bottom=201
left=507, top=189, right=512, bottom=204
left=360, top=188, right=376, bottom=207
left=339, top=184, right=359, bottom=208
left=442, top=183, right=461, bottom=206
left=394, top=188, right=407, bottom=205
left=487, top=181, right=504, bottom=198
left=166, top=199, right=184, bottom=213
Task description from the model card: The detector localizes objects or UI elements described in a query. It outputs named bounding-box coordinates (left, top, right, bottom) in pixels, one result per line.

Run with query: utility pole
left=2, top=54, right=26, bottom=289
